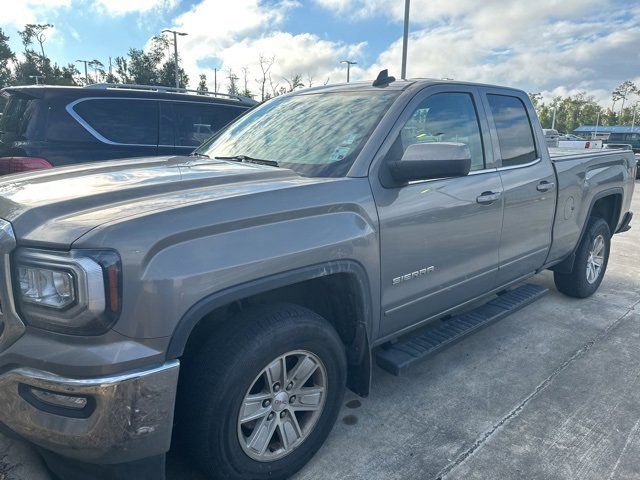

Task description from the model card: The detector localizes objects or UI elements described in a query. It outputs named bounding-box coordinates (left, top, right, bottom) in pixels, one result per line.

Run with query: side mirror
left=388, top=142, right=472, bottom=183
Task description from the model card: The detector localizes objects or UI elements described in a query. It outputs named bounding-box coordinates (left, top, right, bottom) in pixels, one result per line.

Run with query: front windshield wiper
left=215, top=155, right=279, bottom=167
left=189, top=152, right=211, bottom=159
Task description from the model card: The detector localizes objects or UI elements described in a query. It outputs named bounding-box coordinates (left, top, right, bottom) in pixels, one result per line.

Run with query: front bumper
left=0, top=360, right=179, bottom=465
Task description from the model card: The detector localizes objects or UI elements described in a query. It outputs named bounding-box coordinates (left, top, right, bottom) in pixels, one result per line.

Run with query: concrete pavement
left=2, top=181, right=639, bottom=480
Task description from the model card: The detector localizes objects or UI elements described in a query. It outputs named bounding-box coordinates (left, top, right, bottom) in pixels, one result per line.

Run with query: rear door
left=480, top=89, right=556, bottom=285
left=371, top=85, right=504, bottom=337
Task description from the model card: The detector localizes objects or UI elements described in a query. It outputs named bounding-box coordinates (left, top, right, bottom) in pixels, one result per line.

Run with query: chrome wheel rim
left=237, top=350, right=327, bottom=462
left=586, top=234, right=605, bottom=284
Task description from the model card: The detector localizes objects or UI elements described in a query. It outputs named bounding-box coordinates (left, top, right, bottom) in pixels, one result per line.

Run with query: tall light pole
left=340, top=60, right=357, bottom=83
left=76, top=59, right=90, bottom=85
left=551, top=107, right=557, bottom=130
left=401, top=0, right=410, bottom=79
left=162, top=29, right=188, bottom=89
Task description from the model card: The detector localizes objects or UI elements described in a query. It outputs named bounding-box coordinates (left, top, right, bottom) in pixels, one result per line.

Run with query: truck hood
left=0, top=155, right=319, bottom=247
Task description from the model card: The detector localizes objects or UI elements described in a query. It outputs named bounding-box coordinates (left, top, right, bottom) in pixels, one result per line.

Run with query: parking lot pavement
left=2, top=181, right=639, bottom=480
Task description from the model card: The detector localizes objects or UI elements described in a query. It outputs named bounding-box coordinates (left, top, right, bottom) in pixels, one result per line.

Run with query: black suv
left=0, top=83, right=257, bottom=175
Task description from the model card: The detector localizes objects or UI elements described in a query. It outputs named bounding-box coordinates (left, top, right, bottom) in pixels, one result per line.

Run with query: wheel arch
left=551, top=188, right=623, bottom=274
left=167, top=260, right=374, bottom=396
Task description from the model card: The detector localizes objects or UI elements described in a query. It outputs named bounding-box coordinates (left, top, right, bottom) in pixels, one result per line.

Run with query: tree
left=19, top=23, right=53, bottom=59
left=239, top=67, right=253, bottom=98
left=283, top=74, right=304, bottom=92
left=612, top=81, right=638, bottom=115
left=197, top=73, right=208, bottom=94
left=256, top=54, right=275, bottom=101
left=88, top=59, right=104, bottom=84
left=0, top=28, right=15, bottom=88
left=226, top=68, right=239, bottom=95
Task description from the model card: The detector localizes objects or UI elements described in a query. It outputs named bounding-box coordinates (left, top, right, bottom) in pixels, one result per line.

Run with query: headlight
left=18, top=266, right=75, bottom=309
left=13, top=248, right=121, bottom=335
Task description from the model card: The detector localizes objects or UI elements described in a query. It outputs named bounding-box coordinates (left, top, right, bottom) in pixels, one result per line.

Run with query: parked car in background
left=605, top=132, right=640, bottom=153
left=543, top=128, right=560, bottom=147
left=0, top=76, right=633, bottom=480
left=0, top=83, right=257, bottom=175
left=559, top=133, right=584, bottom=141
left=602, top=143, right=640, bottom=178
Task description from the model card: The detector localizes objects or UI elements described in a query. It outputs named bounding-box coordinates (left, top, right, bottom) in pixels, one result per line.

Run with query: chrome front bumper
left=0, top=360, right=180, bottom=464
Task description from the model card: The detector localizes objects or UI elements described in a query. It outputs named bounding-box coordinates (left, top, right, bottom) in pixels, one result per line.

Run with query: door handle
left=476, top=191, right=502, bottom=205
left=537, top=181, right=555, bottom=192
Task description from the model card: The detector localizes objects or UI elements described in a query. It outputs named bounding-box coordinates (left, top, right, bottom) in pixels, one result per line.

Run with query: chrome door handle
left=476, top=191, right=502, bottom=205
left=537, top=181, right=555, bottom=192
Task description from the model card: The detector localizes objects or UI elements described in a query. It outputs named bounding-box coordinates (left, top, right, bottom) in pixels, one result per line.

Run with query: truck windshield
left=197, top=90, right=398, bottom=177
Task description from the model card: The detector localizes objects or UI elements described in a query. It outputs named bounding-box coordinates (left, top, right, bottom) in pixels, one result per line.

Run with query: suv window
left=390, top=92, right=485, bottom=171
left=0, top=94, right=38, bottom=138
left=73, top=99, right=158, bottom=145
left=169, top=102, right=246, bottom=147
left=487, top=94, right=537, bottom=167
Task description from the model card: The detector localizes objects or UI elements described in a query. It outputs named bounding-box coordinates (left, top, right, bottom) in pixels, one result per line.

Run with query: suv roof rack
left=84, top=83, right=258, bottom=104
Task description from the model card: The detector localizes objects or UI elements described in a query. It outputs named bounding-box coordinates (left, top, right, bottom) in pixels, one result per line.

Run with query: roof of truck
left=298, top=77, right=527, bottom=95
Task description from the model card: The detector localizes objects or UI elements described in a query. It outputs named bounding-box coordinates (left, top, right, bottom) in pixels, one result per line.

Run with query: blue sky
left=2, top=0, right=640, bottom=105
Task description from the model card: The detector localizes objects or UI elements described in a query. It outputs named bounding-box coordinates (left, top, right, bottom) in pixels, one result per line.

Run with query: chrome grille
left=0, top=219, right=24, bottom=352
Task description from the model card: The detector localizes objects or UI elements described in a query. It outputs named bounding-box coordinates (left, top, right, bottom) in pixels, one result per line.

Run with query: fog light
left=30, top=388, right=88, bottom=409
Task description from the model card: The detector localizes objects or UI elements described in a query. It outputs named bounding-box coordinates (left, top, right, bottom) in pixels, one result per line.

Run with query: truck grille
left=0, top=219, right=23, bottom=353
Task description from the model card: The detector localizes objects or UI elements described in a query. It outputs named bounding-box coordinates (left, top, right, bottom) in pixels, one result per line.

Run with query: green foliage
left=530, top=81, right=640, bottom=134
left=197, top=73, right=208, bottom=94
left=0, top=29, right=15, bottom=88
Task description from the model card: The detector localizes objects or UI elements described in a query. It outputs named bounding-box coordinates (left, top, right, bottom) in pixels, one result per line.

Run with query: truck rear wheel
left=177, top=303, right=346, bottom=480
left=554, top=217, right=611, bottom=298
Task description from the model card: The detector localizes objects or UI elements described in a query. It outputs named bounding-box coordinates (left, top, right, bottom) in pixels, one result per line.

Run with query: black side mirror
left=388, top=142, right=472, bottom=183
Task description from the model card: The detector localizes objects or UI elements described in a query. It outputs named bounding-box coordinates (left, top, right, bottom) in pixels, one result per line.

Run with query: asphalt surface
left=1, top=180, right=639, bottom=480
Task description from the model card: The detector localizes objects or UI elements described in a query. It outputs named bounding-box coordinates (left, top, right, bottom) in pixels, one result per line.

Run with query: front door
left=370, top=86, right=504, bottom=337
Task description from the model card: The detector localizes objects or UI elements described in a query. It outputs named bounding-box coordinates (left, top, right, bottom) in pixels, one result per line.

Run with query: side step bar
left=375, top=283, right=548, bottom=376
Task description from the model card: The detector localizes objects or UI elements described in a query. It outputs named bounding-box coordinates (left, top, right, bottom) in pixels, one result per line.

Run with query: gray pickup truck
left=0, top=74, right=635, bottom=480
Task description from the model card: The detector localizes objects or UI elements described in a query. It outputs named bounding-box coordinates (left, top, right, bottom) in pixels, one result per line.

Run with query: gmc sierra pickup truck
left=0, top=73, right=634, bottom=480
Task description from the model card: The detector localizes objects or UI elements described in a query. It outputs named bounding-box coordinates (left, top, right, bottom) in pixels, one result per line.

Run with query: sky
left=1, top=0, right=639, bottom=105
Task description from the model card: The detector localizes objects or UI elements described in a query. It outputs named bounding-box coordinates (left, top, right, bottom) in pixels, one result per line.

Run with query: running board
left=375, top=284, right=548, bottom=376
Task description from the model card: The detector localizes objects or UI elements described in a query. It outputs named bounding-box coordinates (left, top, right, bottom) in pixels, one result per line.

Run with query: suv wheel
left=554, top=216, right=611, bottom=298
left=177, top=304, right=346, bottom=480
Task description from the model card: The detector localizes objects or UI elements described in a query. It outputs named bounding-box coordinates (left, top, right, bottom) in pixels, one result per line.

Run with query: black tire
left=554, top=216, right=611, bottom=298
left=176, top=303, right=347, bottom=480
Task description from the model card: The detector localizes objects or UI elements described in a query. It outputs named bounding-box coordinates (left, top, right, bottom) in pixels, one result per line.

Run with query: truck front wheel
left=554, top=216, right=611, bottom=298
left=177, top=304, right=347, bottom=480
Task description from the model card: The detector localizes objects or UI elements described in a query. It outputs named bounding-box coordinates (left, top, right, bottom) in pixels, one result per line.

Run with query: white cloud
left=169, top=0, right=365, bottom=98
left=0, top=0, right=71, bottom=27
left=316, top=0, right=640, bottom=106
left=92, top=0, right=179, bottom=16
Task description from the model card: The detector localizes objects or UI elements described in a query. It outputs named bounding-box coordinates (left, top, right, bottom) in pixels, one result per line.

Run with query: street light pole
left=340, top=60, right=357, bottom=83
left=75, top=59, right=90, bottom=85
left=162, top=29, right=188, bottom=89
left=401, top=0, right=410, bottom=79
left=551, top=107, right=557, bottom=130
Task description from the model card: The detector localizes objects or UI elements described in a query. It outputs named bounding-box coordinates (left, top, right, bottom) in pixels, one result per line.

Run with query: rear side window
left=487, top=94, right=538, bottom=167
left=170, top=102, right=247, bottom=147
left=0, top=94, right=38, bottom=138
left=73, top=99, right=158, bottom=145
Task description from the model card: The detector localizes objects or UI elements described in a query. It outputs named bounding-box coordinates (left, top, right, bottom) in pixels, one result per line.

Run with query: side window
left=73, top=99, right=158, bottom=145
left=159, top=102, right=174, bottom=146
left=390, top=92, right=485, bottom=171
left=172, top=102, right=247, bottom=147
left=487, top=94, right=537, bottom=167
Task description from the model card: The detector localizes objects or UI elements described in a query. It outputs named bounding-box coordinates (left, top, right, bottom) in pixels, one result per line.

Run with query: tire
left=176, top=303, right=347, bottom=480
left=554, top=216, right=611, bottom=298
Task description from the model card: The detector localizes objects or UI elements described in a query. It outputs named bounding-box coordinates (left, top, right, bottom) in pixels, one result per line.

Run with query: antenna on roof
left=372, top=69, right=396, bottom=87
